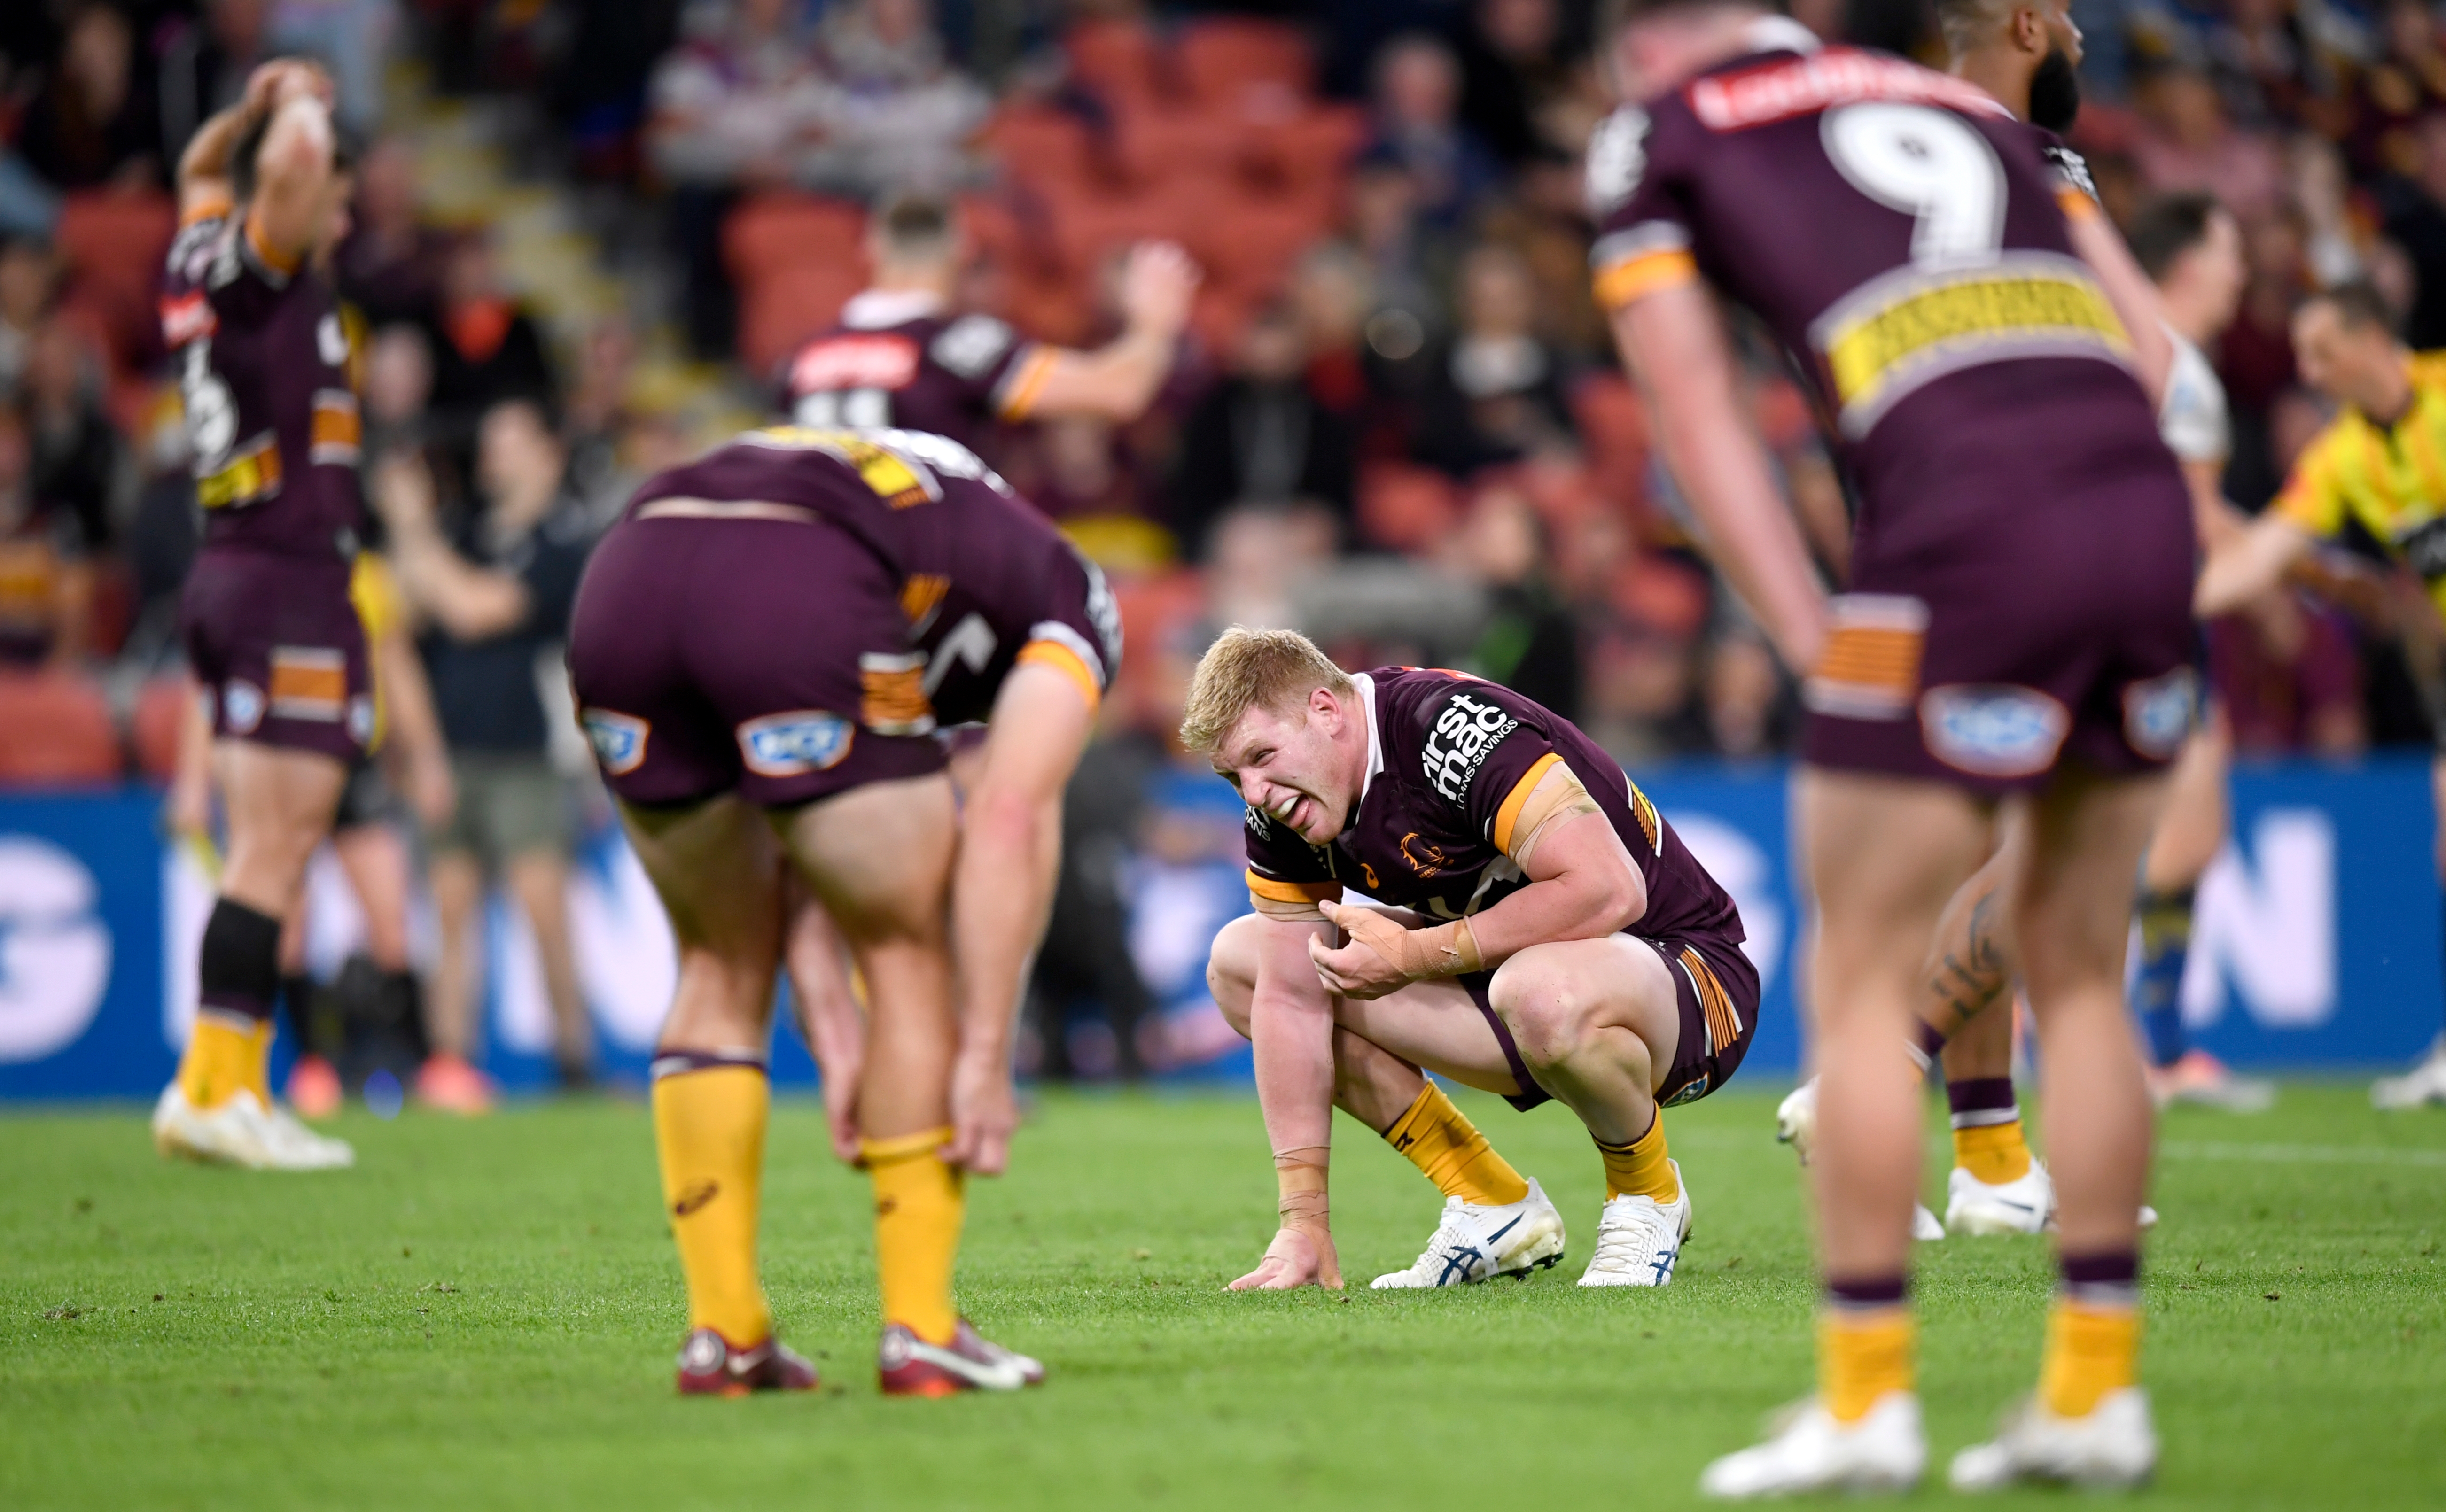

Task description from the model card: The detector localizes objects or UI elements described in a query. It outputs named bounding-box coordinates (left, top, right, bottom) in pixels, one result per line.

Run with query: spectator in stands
left=362, top=322, right=436, bottom=466
left=156, top=0, right=275, bottom=174
left=2381, top=113, right=2446, bottom=350
left=1450, top=483, right=1579, bottom=720
left=1366, top=32, right=1503, bottom=229
left=0, top=401, right=93, bottom=666
left=1414, top=241, right=1574, bottom=475
left=15, top=4, right=161, bottom=192
left=426, top=232, right=556, bottom=453
left=646, top=0, right=830, bottom=358
left=23, top=317, right=122, bottom=558
left=0, top=236, right=58, bottom=394
left=337, top=138, right=450, bottom=329
left=2345, top=0, right=2446, bottom=180
left=1171, top=301, right=1358, bottom=554
left=2133, top=60, right=2285, bottom=218
left=2210, top=594, right=2368, bottom=756
left=803, top=0, right=989, bottom=195
left=1454, top=0, right=1582, bottom=166
left=375, top=400, right=598, bottom=1092
left=559, top=316, right=643, bottom=520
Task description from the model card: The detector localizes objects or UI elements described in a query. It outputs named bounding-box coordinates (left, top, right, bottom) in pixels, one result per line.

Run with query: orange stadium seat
left=1182, top=191, right=1332, bottom=297
left=1176, top=18, right=1314, bottom=108
left=1065, top=18, right=1166, bottom=105
left=130, top=674, right=194, bottom=783
left=984, top=106, right=1102, bottom=194
left=723, top=193, right=866, bottom=287
left=55, top=189, right=177, bottom=368
left=1357, top=462, right=1462, bottom=555
left=736, top=261, right=866, bottom=376
left=0, top=671, right=124, bottom=786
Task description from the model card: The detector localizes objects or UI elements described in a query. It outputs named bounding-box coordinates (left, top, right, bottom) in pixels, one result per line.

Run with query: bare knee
left=1488, top=958, right=1597, bottom=1072
left=1206, top=914, right=1271, bottom=1040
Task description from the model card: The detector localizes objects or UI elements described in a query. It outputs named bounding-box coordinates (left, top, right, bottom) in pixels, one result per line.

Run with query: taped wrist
left=1398, top=918, right=1483, bottom=978
left=1274, top=1145, right=1328, bottom=1226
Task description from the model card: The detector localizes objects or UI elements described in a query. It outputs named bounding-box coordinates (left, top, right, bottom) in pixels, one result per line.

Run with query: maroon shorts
left=1801, top=469, right=2197, bottom=796
left=179, top=549, right=371, bottom=761
left=566, top=513, right=944, bottom=808
left=1465, top=928, right=1760, bottom=1112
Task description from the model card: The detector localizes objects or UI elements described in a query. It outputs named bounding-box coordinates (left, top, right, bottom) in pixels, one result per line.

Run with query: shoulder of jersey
left=1584, top=104, right=1657, bottom=220
left=929, top=314, right=1018, bottom=380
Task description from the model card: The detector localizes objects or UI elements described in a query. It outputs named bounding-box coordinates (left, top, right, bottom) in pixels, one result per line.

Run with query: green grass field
left=4, top=1084, right=2442, bottom=1510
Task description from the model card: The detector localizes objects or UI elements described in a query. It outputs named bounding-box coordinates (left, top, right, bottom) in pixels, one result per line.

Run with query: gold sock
left=1594, top=1113, right=1679, bottom=1203
left=1383, top=1083, right=1530, bottom=1206
left=2039, top=1300, right=2140, bottom=1418
left=1954, top=1119, right=2034, bottom=1185
left=865, top=1128, right=963, bottom=1346
left=1819, top=1307, right=1916, bottom=1423
left=178, top=1014, right=263, bottom=1109
left=652, top=1065, right=773, bottom=1345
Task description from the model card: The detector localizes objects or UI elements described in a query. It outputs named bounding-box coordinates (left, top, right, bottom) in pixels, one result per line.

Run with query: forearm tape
left=1275, top=1146, right=1329, bottom=1226
left=1389, top=917, right=1483, bottom=979
left=1508, top=766, right=1604, bottom=869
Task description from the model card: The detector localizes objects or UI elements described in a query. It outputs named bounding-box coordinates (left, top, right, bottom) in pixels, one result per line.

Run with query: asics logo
left=1437, top=1246, right=1486, bottom=1285
left=1649, top=1245, right=1678, bottom=1285
left=1485, top=1216, right=1522, bottom=1244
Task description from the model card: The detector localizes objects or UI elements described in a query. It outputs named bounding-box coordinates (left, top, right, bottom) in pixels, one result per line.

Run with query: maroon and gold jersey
left=776, top=292, right=1056, bottom=452
left=1241, top=668, right=1742, bottom=948
left=627, top=426, right=1118, bottom=728
left=1586, top=25, right=2167, bottom=543
left=161, top=199, right=365, bottom=561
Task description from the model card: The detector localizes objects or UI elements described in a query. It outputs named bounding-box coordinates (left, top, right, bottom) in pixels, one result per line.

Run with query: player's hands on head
left=1307, top=899, right=1416, bottom=1000
left=1120, top=241, right=1200, bottom=334
left=942, top=1048, right=1020, bottom=1176
left=247, top=59, right=335, bottom=115
left=1226, top=1225, right=1342, bottom=1292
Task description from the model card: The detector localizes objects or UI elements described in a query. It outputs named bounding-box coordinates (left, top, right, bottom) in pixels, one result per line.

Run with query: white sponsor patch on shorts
left=2122, top=667, right=2199, bottom=760
left=582, top=709, right=650, bottom=775
left=347, top=696, right=375, bottom=748
left=222, top=679, right=264, bottom=734
left=1919, top=683, right=2070, bottom=778
left=737, top=710, right=854, bottom=777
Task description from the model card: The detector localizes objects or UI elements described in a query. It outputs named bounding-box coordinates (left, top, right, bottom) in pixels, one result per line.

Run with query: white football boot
left=153, top=1084, right=354, bottom=1171
left=1781, top=1079, right=1946, bottom=1239
left=1945, top=1160, right=2054, bottom=1235
left=1949, top=1388, right=2158, bottom=1491
left=1371, top=1178, right=1566, bottom=1288
left=1578, top=1160, right=1691, bottom=1287
left=1700, top=1393, right=1927, bottom=1499
left=2372, top=1036, right=2446, bottom=1110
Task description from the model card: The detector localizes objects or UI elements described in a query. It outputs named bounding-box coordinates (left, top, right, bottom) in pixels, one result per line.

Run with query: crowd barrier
left=1, top=755, right=2436, bottom=1101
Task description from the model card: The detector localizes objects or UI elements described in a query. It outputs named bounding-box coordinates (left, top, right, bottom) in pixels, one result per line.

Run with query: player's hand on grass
left=1307, top=899, right=1415, bottom=1000
left=1226, top=1226, right=1342, bottom=1292
left=942, top=1049, right=1019, bottom=1176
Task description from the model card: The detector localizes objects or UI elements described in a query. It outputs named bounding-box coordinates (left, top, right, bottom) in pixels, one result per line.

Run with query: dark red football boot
left=675, top=1327, right=820, bottom=1396
left=876, top=1319, right=1045, bottom=1397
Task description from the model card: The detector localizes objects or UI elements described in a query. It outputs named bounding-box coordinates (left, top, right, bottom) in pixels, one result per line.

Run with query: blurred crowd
left=3, top=0, right=2445, bottom=1084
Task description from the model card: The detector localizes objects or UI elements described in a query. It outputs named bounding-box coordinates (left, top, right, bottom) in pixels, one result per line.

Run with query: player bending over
left=567, top=425, right=1110, bottom=1397
left=153, top=59, right=364, bottom=1171
left=1589, top=0, right=2192, bottom=1492
left=1186, top=628, right=1757, bottom=1292
left=2197, top=280, right=2446, bottom=1110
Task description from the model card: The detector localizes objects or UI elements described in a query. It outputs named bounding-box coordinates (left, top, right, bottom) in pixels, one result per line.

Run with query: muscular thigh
left=1493, top=934, right=1683, bottom=1087
left=1332, top=977, right=1523, bottom=1097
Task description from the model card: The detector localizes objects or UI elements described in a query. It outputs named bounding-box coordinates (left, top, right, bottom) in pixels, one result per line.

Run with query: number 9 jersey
left=1589, top=21, right=2196, bottom=794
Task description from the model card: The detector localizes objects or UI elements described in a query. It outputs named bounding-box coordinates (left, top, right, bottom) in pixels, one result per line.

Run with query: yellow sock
left=178, top=1014, right=267, bottom=1109
left=1954, top=1119, right=2034, bottom=1185
left=1594, top=1113, right=1679, bottom=1203
left=2040, top=1300, right=2140, bottom=1418
left=651, top=1064, right=772, bottom=1345
left=865, top=1128, right=963, bottom=1346
left=1384, top=1082, right=1530, bottom=1206
left=1819, top=1307, right=1916, bottom=1423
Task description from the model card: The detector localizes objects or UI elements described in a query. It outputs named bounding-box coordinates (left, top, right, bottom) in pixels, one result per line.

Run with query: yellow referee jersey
left=2275, top=351, right=2446, bottom=615
left=348, top=551, right=403, bottom=751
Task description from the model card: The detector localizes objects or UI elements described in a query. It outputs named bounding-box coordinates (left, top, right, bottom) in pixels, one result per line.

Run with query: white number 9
left=1823, top=102, right=2004, bottom=265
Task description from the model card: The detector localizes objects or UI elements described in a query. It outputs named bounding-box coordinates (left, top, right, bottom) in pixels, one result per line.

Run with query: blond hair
left=1179, top=626, right=1354, bottom=754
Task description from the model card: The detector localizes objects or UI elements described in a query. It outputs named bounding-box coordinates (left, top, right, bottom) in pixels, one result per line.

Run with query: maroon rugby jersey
left=776, top=291, right=1054, bottom=451
left=628, top=426, right=1118, bottom=727
left=160, top=202, right=365, bottom=560
left=1242, top=668, right=1741, bottom=947
left=1586, top=23, right=2170, bottom=550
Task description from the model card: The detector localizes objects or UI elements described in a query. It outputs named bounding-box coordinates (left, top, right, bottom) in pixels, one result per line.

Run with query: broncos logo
left=1399, top=832, right=1450, bottom=877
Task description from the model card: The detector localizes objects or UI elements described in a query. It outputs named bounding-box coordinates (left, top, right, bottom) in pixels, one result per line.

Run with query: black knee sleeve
left=198, top=899, right=284, bottom=1022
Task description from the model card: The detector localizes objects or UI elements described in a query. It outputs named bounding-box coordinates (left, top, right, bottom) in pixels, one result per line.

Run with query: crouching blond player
left=1186, top=628, right=1758, bottom=1290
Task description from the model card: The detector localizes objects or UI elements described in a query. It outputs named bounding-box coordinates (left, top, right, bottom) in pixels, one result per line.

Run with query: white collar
left=1350, top=672, right=1383, bottom=814
left=840, top=287, right=945, bottom=329
left=1743, top=16, right=1824, bottom=55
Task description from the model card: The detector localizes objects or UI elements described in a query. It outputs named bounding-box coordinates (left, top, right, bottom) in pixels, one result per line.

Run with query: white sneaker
left=1913, top=1203, right=1947, bottom=1241
left=1949, top=1387, right=2157, bottom=1491
left=2372, top=1036, right=2446, bottom=1110
left=1946, top=1160, right=2054, bottom=1235
left=153, top=1084, right=354, bottom=1171
left=1774, top=1079, right=1816, bottom=1165
left=1700, top=1392, right=1926, bottom=1498
left=1578, top=1160, right=1691, bottom=1287
left=1371, top=1177, right=1566, bottom=1288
